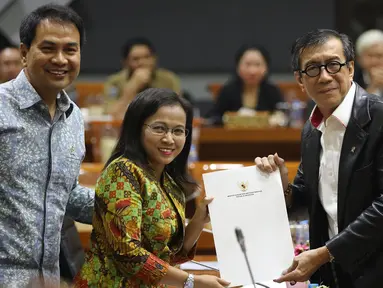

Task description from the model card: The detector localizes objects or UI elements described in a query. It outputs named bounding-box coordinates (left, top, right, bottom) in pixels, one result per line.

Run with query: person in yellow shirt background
left=104, top=37, right=181, bottom=119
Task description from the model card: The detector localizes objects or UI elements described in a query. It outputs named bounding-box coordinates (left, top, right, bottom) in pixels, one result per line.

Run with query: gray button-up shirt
left=0, top=71, right=94, bottom=287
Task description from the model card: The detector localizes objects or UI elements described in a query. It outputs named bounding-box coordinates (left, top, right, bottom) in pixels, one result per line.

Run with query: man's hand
left=131, top=68, right=152, bottom=88
left=369, top=67, right=383, bottom=89
left=254, top=153, right=289, bottom=191
left=274, top=247, right=331, bottom=283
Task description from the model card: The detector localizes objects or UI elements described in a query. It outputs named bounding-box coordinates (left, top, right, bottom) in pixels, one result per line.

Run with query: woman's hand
left=194, top=274, right=230, bottom=288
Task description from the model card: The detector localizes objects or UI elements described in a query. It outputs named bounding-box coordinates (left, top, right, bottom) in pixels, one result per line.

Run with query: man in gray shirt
left=0, top=4, right=94, bottom=287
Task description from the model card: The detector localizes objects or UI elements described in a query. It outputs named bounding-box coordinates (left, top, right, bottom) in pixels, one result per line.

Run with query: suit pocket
left=351, top=161, right=374, bottom=193
left=347, top=162, right=375, bottom=220
left=354, top=161, right=373, bottom=172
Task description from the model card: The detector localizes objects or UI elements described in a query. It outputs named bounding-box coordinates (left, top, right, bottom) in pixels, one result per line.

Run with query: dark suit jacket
left=208, top=78, right=284, bottom=124
left=292, top=84, right=383, bottom=288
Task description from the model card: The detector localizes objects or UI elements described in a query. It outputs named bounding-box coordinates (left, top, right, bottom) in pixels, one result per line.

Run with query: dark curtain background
left=70, top=0, right=335, bottom=74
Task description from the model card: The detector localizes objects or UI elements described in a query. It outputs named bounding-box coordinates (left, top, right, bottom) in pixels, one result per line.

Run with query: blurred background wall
left=0, top=0, right=382, bottom=100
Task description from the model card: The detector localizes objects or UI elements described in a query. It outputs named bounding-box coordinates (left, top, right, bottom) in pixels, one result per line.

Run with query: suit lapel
left=303, top=128, right=322, bottom=210
left=338, top=118, right=368, bottom=228
left=337, top=84, right=370, bottom=229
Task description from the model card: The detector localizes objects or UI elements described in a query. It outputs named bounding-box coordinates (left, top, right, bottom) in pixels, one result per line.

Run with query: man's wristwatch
left=325, top=245, right=335, bottom=263
left=184, top=273, right=195, bottom=288
left=284, top=183, right=293, bottom=208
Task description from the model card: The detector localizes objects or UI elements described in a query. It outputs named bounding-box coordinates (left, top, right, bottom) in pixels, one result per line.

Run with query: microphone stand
left=235, top=227, right=269, bottom=288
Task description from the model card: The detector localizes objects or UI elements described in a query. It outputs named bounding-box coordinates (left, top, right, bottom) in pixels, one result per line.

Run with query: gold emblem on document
left=237, top=181, right=249, bottom=192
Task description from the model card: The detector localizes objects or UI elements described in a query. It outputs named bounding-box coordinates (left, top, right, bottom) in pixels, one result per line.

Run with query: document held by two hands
left=202, top=165, right=294, bottom=288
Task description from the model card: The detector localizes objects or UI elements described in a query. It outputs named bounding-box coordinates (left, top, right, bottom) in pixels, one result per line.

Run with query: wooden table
left=198, top=127, right=302, bottom=162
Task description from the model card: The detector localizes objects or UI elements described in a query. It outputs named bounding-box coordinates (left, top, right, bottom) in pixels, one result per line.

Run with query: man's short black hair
left=19, top=4, right=85, bottom=48
left=291, top=29, right=355, bottom=71
left=121, top=37, right=156, bottom=59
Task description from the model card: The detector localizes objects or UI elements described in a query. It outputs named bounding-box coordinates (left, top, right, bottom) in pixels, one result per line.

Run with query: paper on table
left=202, top=166, right=294, bottom=287
left=180, top=261, right=219, bottom=271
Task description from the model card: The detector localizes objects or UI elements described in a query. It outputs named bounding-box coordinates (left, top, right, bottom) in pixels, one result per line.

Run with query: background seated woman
left=208, top=44, right=284, bottom=125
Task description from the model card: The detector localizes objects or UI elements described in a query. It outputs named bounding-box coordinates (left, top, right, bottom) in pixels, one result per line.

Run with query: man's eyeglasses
left=298, top=61, right=348, bottom=77
left=144, top=123, right=189, bottom=138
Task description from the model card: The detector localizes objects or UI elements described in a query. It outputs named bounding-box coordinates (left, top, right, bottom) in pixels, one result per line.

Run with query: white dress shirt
left=310, top=82, right=356, bottom=238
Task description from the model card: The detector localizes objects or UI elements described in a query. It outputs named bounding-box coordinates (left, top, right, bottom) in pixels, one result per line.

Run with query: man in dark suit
left=255, top=29, right=383, bottom=288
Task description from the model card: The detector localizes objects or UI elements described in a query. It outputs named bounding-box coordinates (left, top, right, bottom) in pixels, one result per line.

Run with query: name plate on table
left=223, top=112, right=270, bottom=129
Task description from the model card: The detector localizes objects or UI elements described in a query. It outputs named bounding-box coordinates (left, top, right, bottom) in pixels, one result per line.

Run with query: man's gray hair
left=355, top=29, right=383, bottom=56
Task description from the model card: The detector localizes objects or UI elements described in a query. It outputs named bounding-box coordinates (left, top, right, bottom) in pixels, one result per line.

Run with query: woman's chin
left=244, top=78, right=261, bottom=86
left=158, top=156, right=175, bottom=166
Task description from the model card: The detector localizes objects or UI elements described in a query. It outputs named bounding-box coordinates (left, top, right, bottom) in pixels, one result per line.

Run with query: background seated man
left=0, top=44, right=22, bottom=83
left=104, top=37, right=181, bottom=118
left=354, top=29, right=383, bottom=95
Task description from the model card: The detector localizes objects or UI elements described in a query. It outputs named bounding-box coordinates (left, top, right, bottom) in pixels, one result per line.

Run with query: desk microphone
left=235, top=227, right=269, bottom=288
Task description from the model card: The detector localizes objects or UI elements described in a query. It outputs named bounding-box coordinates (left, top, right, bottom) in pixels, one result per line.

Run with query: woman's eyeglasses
left=144, top=124, right=189, bottom=138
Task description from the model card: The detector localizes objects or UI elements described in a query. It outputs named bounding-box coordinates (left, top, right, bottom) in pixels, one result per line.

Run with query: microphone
left=235, top=227, right=269, bottom=288
left=235, top=227, right=246, bottom=252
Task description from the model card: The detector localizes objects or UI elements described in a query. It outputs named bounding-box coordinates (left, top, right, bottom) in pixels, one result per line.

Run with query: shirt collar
left=13, top=69, right=73, bottom=115
left=13, top=70, right=42, bottom=109
left=309, top=82, right=356, bottom=129
left=56, top=90, right=71, bottom=113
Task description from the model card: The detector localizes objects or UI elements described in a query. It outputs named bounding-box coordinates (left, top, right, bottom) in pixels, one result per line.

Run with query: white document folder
left=202, top=165, right=294, bottom=287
